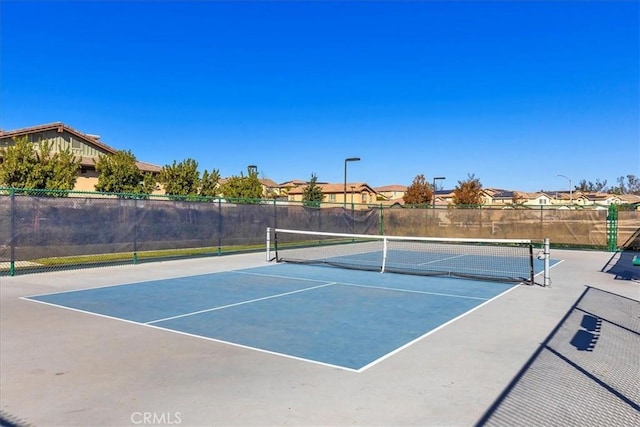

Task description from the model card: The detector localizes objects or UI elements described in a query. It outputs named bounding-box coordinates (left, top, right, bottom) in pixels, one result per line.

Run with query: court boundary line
left=21, top=257, right=557, bottom=301
left=18, top=269, right=251, bottom=299
left=19, top=295, right=361, bottom=373
left=20, top=278, right=519, bottom=374
left=416, top=253, right=468, bottom=266
left=18, top=261, right=553, bottom=373
left=237, top=269, right=499, bottom=300
left=18, top=267, right=325, bottom=300
left=142, top=322, right=362, bottom=372
left=146, top=282, right=338, bottom=324
left=337, top=282, right=491, bottom=301
left=232, top=270, right=336, bottom=283
left=20, top=296, right=159, bottom=328
left=356, top=283, right=520, bottom=372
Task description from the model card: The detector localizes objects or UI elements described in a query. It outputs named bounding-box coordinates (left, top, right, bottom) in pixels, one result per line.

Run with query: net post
left=266, top=227, right=271, bottom=261
left=381, top=237, right=388, bottom=273
left=528, top=242, right=534, bottom=285
left=543, top=238, right=551, bottom=287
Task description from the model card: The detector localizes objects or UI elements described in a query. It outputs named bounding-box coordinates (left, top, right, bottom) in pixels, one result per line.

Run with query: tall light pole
left=344, top=157, right=360, bottom=208
left=557, top=174, right=572, bottom=204
left=432, top=176, right=446, bottom=209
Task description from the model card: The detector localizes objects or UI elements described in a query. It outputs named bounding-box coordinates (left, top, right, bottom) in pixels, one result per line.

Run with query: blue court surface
left=23, top=261, right=548, bottom=371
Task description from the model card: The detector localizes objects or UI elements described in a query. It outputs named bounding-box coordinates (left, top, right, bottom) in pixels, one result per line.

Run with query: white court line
left=146, top=282, right=338, bottom=324
left=20, top=297, right=154, bottom=327
left=236, top=268, right=493, bottom=301
left=355, top=283, right=520, bottom=372
left=20, top=296, right=360, bottom=373
left=20, top=269, right=244, bottom=299
left=416, top=253, right=468, bottom=266
left=339, top=282, right=490, bottom=301
left=231, top=269, right=334, bottom=283
left=21, top=262, right=551, bottom=374
left=21, top=267, right=329, bottom=300
left=142, top=322, right=361, bottom=372
left=20, top=269, right=524, bottom=374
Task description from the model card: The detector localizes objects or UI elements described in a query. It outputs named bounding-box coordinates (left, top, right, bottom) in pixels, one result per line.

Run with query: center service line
left=145, top=282, right=338, bottom=325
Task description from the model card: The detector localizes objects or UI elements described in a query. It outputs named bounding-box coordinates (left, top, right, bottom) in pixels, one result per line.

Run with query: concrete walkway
left=1, top=250, right=638, bottom=426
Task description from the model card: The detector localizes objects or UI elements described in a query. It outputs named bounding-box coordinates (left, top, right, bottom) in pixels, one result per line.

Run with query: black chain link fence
left=1, top=190, right=638, bottom=275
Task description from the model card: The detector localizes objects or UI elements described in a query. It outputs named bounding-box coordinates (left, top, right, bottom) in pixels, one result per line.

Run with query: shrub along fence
left=0, top=188, right=637, bottom=275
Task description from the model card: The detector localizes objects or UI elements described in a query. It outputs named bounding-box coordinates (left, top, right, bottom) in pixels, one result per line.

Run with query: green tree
left=453, top=174, right=483, bottom=206
left=302, top=173, right=324, bottom=207
left=200, top=168, right=221, bottom=197
left=141, top=172, right=158, bottom=195
left=220, top=167, right=263, bottom=202
left=0, top=136, right=79, bottom=195
left=403, top=174, right=433, bottom=206
left=159, top=158, right=200, bottom=198
left=95, top=150, right=149, bottom=196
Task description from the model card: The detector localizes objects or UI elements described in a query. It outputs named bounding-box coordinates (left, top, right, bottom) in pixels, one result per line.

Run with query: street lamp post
left=557, top=174, right=572, bottom=204
left=432, top=176, right=446, bottom=209
left=344, top=157, right=360, bottom=208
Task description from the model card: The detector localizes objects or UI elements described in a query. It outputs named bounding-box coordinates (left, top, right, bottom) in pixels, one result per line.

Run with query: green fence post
left=379, top=204, right=384, bottom=235
left=9, top=188, right=15, bottom=276
left=273, top=198, right=277, bottom=233
left=217, top=198, right=222, bottom=255
left=607, top=204, right=618, bottom=252
left=133, top=198, right=138, bottom=264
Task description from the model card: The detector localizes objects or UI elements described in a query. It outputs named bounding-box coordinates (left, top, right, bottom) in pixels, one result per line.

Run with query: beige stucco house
left=374, top=184, right=407, bottom=201
left=0, top=122, right=161, bottom=192
left=287, top=182, right=378, bottom=208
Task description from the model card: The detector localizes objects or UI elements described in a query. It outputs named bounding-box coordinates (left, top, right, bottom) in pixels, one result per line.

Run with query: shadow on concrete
left=0, top=411, right=32, bottom=427
left=601, top=227, right=640, bottom=281
left=476, top=286, right=640, bottom=426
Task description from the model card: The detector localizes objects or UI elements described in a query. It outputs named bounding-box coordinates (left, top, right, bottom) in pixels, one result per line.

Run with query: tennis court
left=23, top=262, right=525, bottom=372
left=21, top=230, right=550, bottom=372
left=1, top=240, right=637, bottom=426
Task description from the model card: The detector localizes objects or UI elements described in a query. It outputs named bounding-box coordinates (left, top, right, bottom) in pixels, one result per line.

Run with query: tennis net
left=269, top=228, right=539, bottom=284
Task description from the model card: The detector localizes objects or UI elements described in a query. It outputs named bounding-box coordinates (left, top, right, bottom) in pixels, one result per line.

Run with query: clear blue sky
left=1, top=1, right=638, bottom=192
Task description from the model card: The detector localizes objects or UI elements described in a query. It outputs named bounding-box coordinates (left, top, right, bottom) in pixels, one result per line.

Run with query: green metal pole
left=133, top=198, right=138, bottom=264
left=607, top=204, right=618, bottom=252
left=217, top=198, right=222, bottom=255
left=9, top=189, right=15, bottom=276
